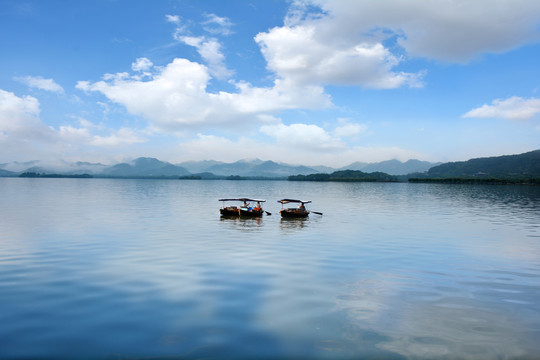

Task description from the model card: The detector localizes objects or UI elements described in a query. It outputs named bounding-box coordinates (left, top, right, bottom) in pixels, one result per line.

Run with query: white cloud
left=300, top=0, right=540, bottom=63
left=165, top=14, right=180, bottom=25
left=58, top=124, right=145, bottom=147
left=176, top=134, right=261, bottom=163
left=178, top=35, right=233, bottom=79
left=14, top=75, right=64, bottom=93
left=252, top=0, right=540, bottom=92
left=260, top=123, right=344, bottom=152
left=170, top=13, right=233, bottom=80
left=463, top=96, right=540, bottom=120
left=57, top=124, right=91, bottom=142
left=77, top=59, right=212, bottom=130
left=334, top=119, right=368, bottom=137
left=89, top=128, right=145, bottom=147
left=255, top=23, right=423, bottom=89
left=131, top=57, right=153, bottom=72
left=0, top=88, right=148, bottom=163
left=0, top=89, right=53, bottom=140
left=76, top=58, right=330, bottom=133
left=0, top=90, right=67, bottom=162
left=202, top=13, right=233, bottom=36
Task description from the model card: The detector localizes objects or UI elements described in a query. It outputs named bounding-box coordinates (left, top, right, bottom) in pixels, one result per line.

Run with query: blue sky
left=1, top=0, right=540, bottom=168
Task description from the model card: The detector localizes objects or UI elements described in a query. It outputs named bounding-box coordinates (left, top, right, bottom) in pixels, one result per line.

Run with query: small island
left=19, top=172, right=93, bottom=178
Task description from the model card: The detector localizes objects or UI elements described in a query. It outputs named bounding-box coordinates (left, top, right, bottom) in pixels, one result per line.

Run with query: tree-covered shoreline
left=288, top=170, right=398, bottom=182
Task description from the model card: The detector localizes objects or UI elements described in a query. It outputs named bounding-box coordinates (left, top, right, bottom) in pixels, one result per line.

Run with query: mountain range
left=2, top=150, right=538, bottom=179
left=0, top=157, right=439, bottom=178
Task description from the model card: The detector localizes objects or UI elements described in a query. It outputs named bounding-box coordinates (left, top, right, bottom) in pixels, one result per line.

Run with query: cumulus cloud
left=177, top=35, right=233, bottom=79
left=299, top=0, right=540, bottom=63
left=64, top=0, right=540, bottom=166
left=0, top=89, right=146, bottom=163
left=0, top=89, right=53, bottom=140
left=255, top=22, right=423, bottom=89
left=463, top=96, right=540, bottom=120
left=131, top=57, right=153, bottom=72
left=14, top=75, right=64, bottom=94
left=254, top=0, right=540, bottom=91
left=96, top=0, right=539, bottom=138
left=76, top=58, right=330, bottom=133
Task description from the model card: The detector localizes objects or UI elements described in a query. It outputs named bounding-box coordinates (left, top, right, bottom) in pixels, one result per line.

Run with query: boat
left=219, top=198, right=267, bottom=217
left=278, top=199, right=312, bottom=218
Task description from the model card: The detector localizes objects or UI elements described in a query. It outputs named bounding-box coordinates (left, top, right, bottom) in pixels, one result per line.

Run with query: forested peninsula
left=408, top=150, right=540, bottom=184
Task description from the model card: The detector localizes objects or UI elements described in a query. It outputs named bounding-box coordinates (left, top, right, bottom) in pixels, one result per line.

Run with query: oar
left=265, top=211, right=272, bottom=216
left=311, top=211, right=323, bottom=215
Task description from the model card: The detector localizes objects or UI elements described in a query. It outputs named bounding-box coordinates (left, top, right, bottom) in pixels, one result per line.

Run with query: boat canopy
left=219, top=198, right=266, bottom=202
left=277, top=199, right=311, bottom=204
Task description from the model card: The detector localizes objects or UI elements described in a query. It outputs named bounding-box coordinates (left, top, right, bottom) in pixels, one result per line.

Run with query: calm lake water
left=1, top=178, right=539, bottom=359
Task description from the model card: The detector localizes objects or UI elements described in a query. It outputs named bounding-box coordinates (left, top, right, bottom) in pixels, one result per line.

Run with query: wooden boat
left=219, top=198, right=267, bottom=217
left=278, top=199, right=311, bottom=218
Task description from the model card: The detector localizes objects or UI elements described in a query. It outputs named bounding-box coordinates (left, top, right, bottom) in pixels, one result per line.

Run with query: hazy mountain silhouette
left=2, top=151, right=537, bottom=179
left=102, top=157, right=190, bottom=177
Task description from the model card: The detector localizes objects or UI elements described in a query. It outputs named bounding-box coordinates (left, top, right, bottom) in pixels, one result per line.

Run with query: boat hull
left=220, top=207, right=240, bottom=216
left=280, top=209, right=309, bottom=218
left=220, top=207, right=263, bottom=217
left=239, top=208, right=264, bottom=217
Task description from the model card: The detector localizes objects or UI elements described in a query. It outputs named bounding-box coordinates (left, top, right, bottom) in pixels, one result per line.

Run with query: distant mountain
left=340, top=161, right=368, bottom=171
left=0, top=160, right=46, bottom=173
left=426, top=150, right=540, bottom=178
left=244, top=160, right=318, bottom=177
left=102, top=157, right=190, bottom=177
left=0, top=160, right=46, bottom=174
left=201, top=159, right=318, bottom=177
left=359, top=159, right=439, bottom=175
left=176, top=159, right=331, bottom=177
left=0, top=157, right=319, bottom=178
left=177, top=160, right=225, bottom=173
left=2, top=151, right=536, bottom=180
left=0, top=168, right=16, bottom=177
left=68, top=162, right=108, bottom=175
left=310, top=165, right=337, bottom=173
left=0, top=160, right=106, bottom=175
left=204, top=159, right=264, bottom=176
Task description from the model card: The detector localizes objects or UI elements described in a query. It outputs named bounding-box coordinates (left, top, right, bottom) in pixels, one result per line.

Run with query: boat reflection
left=220, top=214, right=263, bottom=230
left=279, top=217, right=309, bottom=232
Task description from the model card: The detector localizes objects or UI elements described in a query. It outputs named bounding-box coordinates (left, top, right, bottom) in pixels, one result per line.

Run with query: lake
left=0, top=178, right=539, bottom=359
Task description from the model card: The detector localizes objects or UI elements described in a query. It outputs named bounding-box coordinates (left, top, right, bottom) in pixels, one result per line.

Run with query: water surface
left=1, top=178, right=539, bottom=359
